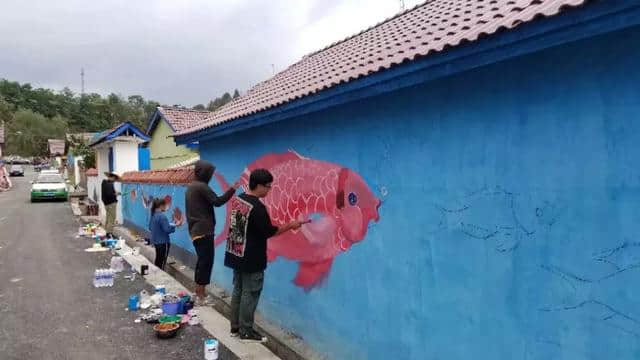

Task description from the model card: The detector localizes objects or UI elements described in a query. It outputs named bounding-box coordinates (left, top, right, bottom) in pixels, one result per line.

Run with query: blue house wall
left=123, top=26, right=640, bottom=359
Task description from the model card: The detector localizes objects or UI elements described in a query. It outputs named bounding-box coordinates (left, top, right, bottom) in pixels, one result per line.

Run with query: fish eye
left=348, top=192, right=358, bottom=206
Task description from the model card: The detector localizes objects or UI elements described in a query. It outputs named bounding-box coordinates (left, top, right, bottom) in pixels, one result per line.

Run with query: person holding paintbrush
left=223, top=168, right=307, bottom=342
left=102, top=172, right=121, bottom=239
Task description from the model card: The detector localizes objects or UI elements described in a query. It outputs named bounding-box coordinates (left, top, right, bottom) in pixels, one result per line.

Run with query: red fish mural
left=216, top=150, right=381, bottom=290
left=130, top=189, right=137, bottom=201
left=172, top=207, right=184, bottom=224
left=164, top=195, right=172, bottom=208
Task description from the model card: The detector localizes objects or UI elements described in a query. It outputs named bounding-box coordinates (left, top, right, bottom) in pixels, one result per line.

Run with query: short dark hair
left=249, top=169, right=273, bottom=190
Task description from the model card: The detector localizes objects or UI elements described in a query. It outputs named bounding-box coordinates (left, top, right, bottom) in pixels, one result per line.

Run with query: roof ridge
left=305, top=0, right=433, bottom=58
left=159, top=106, right=213, bottom=113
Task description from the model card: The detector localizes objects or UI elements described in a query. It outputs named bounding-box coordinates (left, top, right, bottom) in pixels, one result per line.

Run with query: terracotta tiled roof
left=176, top=0, right=586, bottom=137
left=86, top=168, right=98, bottom=177
left=121, top=167, right=194, bottom=185
left=48, top=139, right=65, bottom=156
left=0, top=123, right=4, bottom=144
left=157, top=107, right=214, bottom=133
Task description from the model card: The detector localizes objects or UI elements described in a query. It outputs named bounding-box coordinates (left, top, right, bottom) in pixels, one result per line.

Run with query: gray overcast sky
left=0, top=0, right=422, bottom=107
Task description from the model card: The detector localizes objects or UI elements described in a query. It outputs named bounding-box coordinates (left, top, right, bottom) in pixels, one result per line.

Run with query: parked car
left=9, top=165, right=24, bottom=176
left=34, top=163, right=51, bottom=172
left=41, top=169, right=59, bottom=174
left=31, top=173, right=68, bottom=202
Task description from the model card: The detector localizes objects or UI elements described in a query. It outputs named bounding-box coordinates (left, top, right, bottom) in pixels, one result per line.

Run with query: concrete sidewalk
left=111, top=225, right=324, bottom=360
left=114, top=239, right=281, bottom=360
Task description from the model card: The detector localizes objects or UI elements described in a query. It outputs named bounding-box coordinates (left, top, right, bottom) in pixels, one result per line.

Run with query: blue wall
left=123, top=27, right=640, bottom=359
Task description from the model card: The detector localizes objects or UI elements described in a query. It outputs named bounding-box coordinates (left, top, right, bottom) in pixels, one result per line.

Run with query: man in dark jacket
left=186, top=160, right=239, bottom=305
left=101, top=172, right=120, bottom=238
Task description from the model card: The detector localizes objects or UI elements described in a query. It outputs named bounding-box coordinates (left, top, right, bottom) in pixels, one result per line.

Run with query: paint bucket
left=128, top=295, right=139, bottom=311
left=162, top=302, right=180, bottom=315
left=204, top=339, right=218, bottom=360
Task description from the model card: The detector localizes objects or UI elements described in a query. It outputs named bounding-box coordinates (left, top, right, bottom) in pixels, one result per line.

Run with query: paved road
left=0, top=168, right=233, bottom=360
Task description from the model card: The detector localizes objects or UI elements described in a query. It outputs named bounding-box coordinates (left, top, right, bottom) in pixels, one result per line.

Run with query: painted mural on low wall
left=214, top=150, right=381, bottom=289
left=122, top=150, right=382, bottom=291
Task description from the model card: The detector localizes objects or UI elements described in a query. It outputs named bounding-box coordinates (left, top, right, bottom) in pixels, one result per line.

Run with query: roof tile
left=121, top=167, right=194, bottom=185
left=176, top=0, right=586, bottom=137
left=157, top=107, right=214, bottom=132
left=48, top=139, right=65, bottom=156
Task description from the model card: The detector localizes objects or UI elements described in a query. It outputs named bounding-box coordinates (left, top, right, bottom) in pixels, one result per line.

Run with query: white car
left=41, top=169, right=60, bottom=174
left=31, top=173, right=68, bottom=202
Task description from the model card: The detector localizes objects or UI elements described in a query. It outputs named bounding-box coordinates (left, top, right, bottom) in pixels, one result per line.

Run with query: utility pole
left=80, top=67, right=85, bottom=95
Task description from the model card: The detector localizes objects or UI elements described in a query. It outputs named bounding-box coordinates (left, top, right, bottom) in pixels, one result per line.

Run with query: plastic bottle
left=98, top=269, right=105, bottom=287
left=93, top=270, right=99, bottom=288
left=204, top=339, right=218, bottom=360
left=107, top=269, right=113, bottom=287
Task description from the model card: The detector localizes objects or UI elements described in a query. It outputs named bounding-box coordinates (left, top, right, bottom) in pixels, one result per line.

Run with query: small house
left=88, top=122, right=150, bottom=224
left=146, top=106, right=211, bottom=169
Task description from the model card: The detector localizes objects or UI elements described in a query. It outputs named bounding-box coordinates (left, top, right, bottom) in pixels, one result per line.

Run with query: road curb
left=112, top=225, right=325, bottom=360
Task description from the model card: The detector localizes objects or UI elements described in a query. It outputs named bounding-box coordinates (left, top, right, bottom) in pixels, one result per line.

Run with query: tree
left=233, top=89, right=240, bottom=99
left=192, top=104, right=205, bottom=110
left=4, top=109, right=68, bottom=156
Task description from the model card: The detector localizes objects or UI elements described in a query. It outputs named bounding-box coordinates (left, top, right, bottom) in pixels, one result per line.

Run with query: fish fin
left=294, top=258, right=334, bottom=290
left=267, top=249, right=278, bottom=262
left=247, top=150, right=305, bottom=172
left=286, top=149, right=309, bottom=160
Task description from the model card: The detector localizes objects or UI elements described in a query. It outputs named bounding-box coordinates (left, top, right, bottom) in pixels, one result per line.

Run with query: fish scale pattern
left=262, top=160, right=340, bottom=227
left=176, top=0, right=586, bottom=137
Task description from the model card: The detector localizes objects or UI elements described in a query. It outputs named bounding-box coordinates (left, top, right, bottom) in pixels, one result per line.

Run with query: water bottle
left=98, top=269, right=104, bottom=287
left=93, top=270, right=99, bottom=288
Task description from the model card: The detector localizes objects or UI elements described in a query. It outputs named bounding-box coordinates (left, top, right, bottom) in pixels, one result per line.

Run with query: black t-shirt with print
left=224, top=193, right=278, bottom=273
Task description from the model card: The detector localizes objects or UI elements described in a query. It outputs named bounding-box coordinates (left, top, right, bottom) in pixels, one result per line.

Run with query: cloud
left=0, top=0, right=423, bottom=106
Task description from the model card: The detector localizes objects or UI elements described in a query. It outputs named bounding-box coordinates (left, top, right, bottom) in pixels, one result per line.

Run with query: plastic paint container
left=128, top=295, right=139, bottom=311
left=204, top=339, right=218, bottom=360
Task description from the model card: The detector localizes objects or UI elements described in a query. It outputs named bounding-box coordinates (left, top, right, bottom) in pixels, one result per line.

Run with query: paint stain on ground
left=10, top=278, right=23, bottom=283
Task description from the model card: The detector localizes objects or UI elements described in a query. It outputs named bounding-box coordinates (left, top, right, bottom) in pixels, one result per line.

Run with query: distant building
left=146, top=106, right=209, bottom=169
left=88, top=122, right=150, bottom=224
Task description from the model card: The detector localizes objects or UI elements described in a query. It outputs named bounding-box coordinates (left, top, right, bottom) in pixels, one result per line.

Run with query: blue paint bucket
left=162, top=302, right=180, bottom=315
left=128, top=295, right=139, bottom=311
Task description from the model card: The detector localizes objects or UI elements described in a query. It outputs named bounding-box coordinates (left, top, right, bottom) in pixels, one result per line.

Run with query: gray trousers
left=230, top=271, right=264, bottom=332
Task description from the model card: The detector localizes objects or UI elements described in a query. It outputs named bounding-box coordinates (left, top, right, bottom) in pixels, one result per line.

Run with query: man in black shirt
left=224, top=169, right=302, bottom=342
left=101, top=172, right=120, bottom=238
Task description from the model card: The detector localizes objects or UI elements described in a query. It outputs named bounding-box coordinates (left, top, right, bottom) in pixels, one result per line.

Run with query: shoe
left=240, top=329, right=267, bottom=343
left=194, top=296, right=214, bottom=307
left=230, top=328, right=239, bottom=337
